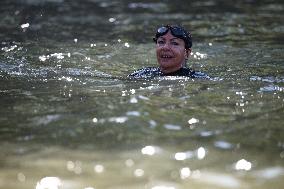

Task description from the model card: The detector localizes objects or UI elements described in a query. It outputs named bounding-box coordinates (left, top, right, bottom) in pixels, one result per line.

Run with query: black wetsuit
left=128, top=67, right=209, bottom=79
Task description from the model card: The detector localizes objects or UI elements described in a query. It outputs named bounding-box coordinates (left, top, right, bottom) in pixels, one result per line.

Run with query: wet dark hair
left=153, top=25, right=192, bottom=49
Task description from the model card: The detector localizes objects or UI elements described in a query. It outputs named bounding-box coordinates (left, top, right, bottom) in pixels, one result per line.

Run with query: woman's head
left=153, top=25, right=192, bottom=49
left=153, top=25, right=192, bottom=73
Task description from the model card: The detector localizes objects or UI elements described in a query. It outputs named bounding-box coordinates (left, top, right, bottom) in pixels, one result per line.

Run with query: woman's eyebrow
left=169, top=38, right=183, bottom=44
left=170, top=37, right=182, bottom=41
left=157, top=37, right=166, bottom=40
left=157, top=37, right=183, bottom=44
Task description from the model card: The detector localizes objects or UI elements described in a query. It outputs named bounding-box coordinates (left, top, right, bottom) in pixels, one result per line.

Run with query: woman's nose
left=161, top=42, right=171, bottom=49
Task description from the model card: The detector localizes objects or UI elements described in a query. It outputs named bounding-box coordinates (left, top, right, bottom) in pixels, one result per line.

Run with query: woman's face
left=156, top=31, right=190, bottom=73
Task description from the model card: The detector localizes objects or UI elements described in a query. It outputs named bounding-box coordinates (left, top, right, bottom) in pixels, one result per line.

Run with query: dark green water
left=0, top=0, right=284, bottom=189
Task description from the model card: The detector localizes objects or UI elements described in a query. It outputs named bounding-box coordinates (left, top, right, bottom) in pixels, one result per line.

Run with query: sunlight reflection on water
left=1, top=0, right=284, bottom=189
left=36, top=177, right=62, bottom=189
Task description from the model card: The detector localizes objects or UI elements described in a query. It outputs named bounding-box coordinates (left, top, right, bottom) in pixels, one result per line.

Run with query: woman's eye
left=171, top=41, right=179, bottom=46
left=157, top=40, right=165, bottom=45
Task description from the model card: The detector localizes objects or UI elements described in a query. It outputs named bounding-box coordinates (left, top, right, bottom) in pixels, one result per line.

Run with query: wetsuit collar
left=161, top=67, right=194, bottom=76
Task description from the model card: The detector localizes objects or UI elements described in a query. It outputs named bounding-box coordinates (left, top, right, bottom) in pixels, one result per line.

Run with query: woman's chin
left=159, top=65, right=180, bottom=73
left=158, top=61, right=173, bottom=68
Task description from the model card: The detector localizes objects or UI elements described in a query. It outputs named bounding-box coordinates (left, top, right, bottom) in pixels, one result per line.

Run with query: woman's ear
left=185, top=48, right=191, bottom=59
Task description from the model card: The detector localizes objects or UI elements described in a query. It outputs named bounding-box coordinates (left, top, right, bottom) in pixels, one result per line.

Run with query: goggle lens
left=157, top=26, right=186, bottom=38
left=157, top=26, right=168, bottom=34
left=154, top=25, right=192, bottom=48
left=171, top=26, right=186, bottom=38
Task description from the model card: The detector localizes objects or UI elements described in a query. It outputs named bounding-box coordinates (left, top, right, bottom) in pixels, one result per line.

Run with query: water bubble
left=194, top=52, right=207, bottom=59
left=21, top=23, right=29, bottom=29
left=108, top=116, right=128, bottom=123
left=124, top=42, right=130, bottom=48
left=130, top=89, right=136, bottom=94
left=174, top=151, right=194, bottom=161
left=175, top=152, right=187, bottom=160
left=39, top=55, right=47, bottom=61
left=134, top=169, right=144, bottom=177
left=92, top=118, right=98, bottom=123
left=1, top=45, right=17, bottom=52
left=180, top=167, right=191, bottom=179
left=94, top=164, right=104, bottom=173
left=197, top=147, right=206, bottom=159
left=35, top=177, right=62, bottom=189
left=188, top=118, right=199, bottom=125
left=141, top=145, right=156, bottom=156
left=130, top=97, right=138, bottom=103
left=121, top=91, right=127, bottom=96
left=235, top=159, right=252, bottom=171
left=49, top=53, right=64, bottom=59
left=109, top=17, right=116, bottom=22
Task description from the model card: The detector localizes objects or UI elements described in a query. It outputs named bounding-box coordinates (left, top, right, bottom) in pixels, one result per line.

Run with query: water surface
left=0, top=0, right=284, bottom=189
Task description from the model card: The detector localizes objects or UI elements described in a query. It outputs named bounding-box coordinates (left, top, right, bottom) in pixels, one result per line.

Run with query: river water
left=0, top=0, right=284, bottom=189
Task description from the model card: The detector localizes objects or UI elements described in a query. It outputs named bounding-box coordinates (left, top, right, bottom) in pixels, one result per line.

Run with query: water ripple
left=128, top=3, right=168, bottom=12
left=250, top=76, right=284, bottom=83
left=259, top=84, right=284, bottom=92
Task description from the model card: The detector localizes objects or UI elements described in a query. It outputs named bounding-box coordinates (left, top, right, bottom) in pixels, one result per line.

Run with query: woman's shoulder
left=127, top=67, right=162, bottom=78
left=127, top=67, right=210, bottom=79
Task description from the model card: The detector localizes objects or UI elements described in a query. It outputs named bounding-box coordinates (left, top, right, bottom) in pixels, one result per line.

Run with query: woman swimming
left=128, top=24, right=209, bottom=79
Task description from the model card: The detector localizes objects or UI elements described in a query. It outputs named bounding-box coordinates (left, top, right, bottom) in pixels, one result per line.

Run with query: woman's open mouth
left=161, top=54, right=173, bottom=59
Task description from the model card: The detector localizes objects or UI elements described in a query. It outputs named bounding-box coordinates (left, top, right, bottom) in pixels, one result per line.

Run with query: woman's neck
left=160, top=65, right=183, bottom=74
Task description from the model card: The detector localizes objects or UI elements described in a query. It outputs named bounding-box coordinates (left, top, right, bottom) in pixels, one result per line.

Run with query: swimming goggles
left=153, top=25, right=192, bottom=49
